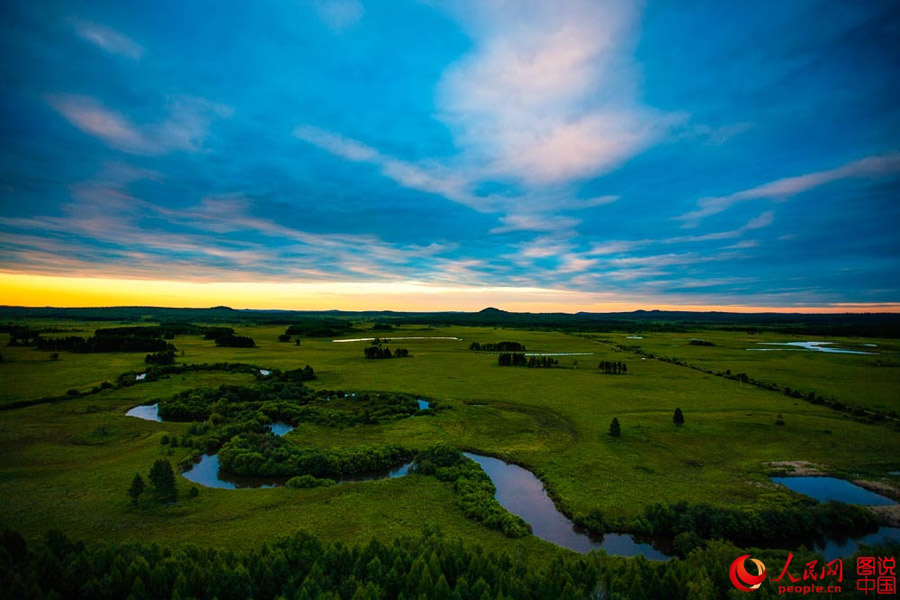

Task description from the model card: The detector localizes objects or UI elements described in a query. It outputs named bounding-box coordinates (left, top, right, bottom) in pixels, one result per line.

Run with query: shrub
left=286, top=475, right=336, bottom=488
left=609, top=417, right=621, bottom=437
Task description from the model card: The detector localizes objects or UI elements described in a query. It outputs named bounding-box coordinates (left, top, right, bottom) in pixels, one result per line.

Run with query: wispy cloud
left=679, top=153, right=900, bottom=226
left=490, top=213, right=581, bottom=234
left=46, top=95, right=145, bottom=150
left=46, top=94, right=232, bottom=155
left=70, top=19, right=143, bottom=59
left=294, top=125, right=487, bottom=210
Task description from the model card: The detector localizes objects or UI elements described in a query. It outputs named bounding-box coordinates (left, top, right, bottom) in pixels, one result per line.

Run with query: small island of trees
left=470, top=341, right=526, bottom=351
left=598, top=360, right=627, bottom=374
left=497, top=353, right=557, bottom=368
left=364, top=345, right=409, bottom=359
left=214, top=334, right=256, bottom=348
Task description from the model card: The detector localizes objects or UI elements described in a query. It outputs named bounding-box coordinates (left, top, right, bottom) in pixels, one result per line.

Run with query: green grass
left=595, top=330, right=900, bottom=413
left=1, top=321, right=898, bottom=561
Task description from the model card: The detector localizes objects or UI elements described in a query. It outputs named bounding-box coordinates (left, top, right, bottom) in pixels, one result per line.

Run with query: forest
left=0, top=526, right=891, bottom=600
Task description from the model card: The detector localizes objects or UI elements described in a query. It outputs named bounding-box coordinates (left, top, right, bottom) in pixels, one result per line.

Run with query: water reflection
left=125, top=404, right=161, bottom=422
left=772, top=477, right=896, bottom=506
left=463, top=452, right=671, bottom=559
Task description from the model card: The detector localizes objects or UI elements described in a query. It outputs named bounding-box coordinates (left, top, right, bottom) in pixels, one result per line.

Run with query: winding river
left=127, top=402, right=896, bottom=559
left=464, top=453, right=671, bottom=559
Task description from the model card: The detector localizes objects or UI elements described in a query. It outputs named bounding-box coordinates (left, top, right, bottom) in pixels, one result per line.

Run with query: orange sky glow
left=3, top=272, right=899, bottom=314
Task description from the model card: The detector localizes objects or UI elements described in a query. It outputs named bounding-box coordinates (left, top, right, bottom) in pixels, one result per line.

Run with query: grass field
left=1, top=320, right=899, bottom=562
left=595, top=330, right=900, bottom=414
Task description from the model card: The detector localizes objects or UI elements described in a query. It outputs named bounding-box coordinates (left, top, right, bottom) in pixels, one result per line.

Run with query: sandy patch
left=765, top=461, right=827, bottom=476
left=869, top=505, right=900, bottom=527
left=854, top=479, right=900, bottom=501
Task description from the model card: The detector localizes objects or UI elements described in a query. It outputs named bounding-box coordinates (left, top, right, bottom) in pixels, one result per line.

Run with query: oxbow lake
left=748, top=341, right=878, bottom=355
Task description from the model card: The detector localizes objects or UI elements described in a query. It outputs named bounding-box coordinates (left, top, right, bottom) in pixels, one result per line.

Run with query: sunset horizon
left=3, top=272, right=900, bottom=315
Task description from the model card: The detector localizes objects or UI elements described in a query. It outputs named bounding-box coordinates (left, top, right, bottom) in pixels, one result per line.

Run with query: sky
left=1, top=0, right=899, bottom=312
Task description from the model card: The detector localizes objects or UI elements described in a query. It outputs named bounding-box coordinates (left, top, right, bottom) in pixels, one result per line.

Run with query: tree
left=127, top=474, right=145, bottom=506
left=278, top=334, right=291, bottom=343
left=215, top=334, right=255, bottom=348
left=50, top=353, right=60, bottom=361
left=145, top=350, right=175, bottom=365
left=148, top=459, right=177, bottom=503
left=673, top=408, right=684, bottom=426
left=609, top=417, right=621, bottom=438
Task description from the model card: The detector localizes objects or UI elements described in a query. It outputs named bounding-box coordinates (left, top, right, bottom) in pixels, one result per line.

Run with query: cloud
left=679, top=153, right=900, bottom=226
left=744, top=209, right=774, bottom=230
left=0, top=188, right=459, bottom=285
left=557, top=254, right=599, bottom=274
left=490, top=213, right=581, bottom=234
left=436, top=0, right=678, bottom=185
left=46, top=95, right=146, bottom=150
left=295, top=125, right=486, bottom=210
left=47, top=94, right=232, bottom=154
left=70, top=19, right=143, bottom=59
left=586, top=240, right=646, bottom=256
left=314, top=0, right=364, bottom=32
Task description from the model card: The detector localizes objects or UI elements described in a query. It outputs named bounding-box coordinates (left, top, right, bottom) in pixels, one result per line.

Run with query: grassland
left=594, top=330, right=900, bottom=414
left=1, top=320, right=899, bottom=562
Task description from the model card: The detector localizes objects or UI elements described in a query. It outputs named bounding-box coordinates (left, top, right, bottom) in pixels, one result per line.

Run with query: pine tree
left=673, top=408, right=685, bottom=426
left=148, top=459, right=177, bottom=503
left=127, top=474, right=144, bottom=506
left=609, top=418, right=621, bottom=438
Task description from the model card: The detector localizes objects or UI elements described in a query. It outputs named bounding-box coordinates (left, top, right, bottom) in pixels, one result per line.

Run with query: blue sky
left=1, top=0, right=899, bottom=311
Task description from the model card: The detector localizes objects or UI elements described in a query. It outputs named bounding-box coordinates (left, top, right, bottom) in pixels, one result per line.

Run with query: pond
left=523, top=352, right=595, bottom=357
left=463, top=452, right=671, bottom=559
left=748, top=341, right=877, bottom=355
left=125, top=403, right=161, bottom=422
left=417, top=399, right=431, bottom=410
left=772, top=476, right=896, bottom=506
left=332, top=336, right=461, bottom=343
left=268, top=422, right=294, bottom=436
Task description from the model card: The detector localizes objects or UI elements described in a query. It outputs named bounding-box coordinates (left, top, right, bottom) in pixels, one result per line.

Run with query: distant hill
left=1, top=305, right=900, bottom=337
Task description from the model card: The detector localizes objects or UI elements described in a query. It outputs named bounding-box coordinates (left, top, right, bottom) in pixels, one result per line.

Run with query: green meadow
left=1, top=320, right=899, bottom=563
left=600, top=330, right=900, bottom=414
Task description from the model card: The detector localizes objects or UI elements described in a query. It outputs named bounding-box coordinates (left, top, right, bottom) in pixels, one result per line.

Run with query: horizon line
left=3, top=303, right=900, bottom=316
left=2, top=272, right=899, bottom=315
